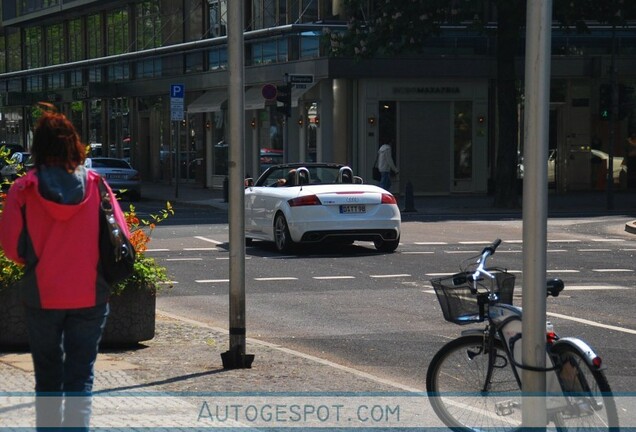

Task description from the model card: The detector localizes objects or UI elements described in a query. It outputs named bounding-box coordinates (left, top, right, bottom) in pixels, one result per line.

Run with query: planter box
left=0, top=286, right=156, bottom=349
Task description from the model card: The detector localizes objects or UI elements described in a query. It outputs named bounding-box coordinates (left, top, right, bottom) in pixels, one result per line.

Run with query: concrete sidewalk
left=1, top=312, right=428, bottom=429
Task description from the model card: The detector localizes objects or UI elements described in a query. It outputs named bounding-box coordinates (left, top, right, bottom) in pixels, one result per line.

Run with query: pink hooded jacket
left=0, top=168, right=129, bottom=309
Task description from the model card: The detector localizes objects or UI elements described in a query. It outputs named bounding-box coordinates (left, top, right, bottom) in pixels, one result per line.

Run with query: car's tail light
left=381, top=193, right=397, bottom=204
left=288, top=195, right=322, bottom=207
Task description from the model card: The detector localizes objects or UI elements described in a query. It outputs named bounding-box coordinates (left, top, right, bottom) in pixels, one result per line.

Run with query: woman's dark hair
left=31, top=103, right=86, bottom=170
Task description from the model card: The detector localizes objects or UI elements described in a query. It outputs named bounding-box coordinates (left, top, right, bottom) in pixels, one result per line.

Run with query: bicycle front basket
left=431, top=270, right=515, bottom=325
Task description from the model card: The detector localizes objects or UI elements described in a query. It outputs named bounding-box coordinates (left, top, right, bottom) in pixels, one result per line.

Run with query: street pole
left=607, top=25, right=617, bottom=210
left=221, top=0, right=254, bottom=369
left=282, top=73, right=290, bottom=164
left=522, top=0, right=552, bottom=427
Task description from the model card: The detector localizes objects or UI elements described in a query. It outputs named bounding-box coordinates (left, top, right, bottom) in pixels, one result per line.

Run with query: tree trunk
left=493, top=0, right=524, bottom=208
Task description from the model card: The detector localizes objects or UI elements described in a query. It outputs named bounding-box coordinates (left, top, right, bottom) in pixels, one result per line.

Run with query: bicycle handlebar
left=481, top=238, right=502, bottom=257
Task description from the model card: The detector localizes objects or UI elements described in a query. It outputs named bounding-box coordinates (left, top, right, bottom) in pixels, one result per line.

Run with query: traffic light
left=276, top=84, right=291, bottom=117
left=599, top=83, right=611, bottom=120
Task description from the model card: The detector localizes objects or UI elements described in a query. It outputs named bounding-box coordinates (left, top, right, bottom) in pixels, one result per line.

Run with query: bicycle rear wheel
left=426, top=335, right=522, bottom=432
left=549, top=343, right=619, bottom=431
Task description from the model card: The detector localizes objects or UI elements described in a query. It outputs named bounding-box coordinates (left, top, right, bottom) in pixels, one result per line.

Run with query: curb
left=626, top=220, right=636, bottom=234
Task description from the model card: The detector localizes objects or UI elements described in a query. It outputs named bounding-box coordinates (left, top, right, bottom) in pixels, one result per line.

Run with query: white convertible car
left=244, top=163, right=401, bottom=253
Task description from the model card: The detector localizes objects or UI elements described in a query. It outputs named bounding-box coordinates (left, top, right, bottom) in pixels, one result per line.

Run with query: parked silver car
left=85, top=157, right=141, bottom=201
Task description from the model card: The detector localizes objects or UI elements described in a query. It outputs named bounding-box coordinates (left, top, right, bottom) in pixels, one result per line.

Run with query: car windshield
left=257, top=165, right=352, bottom=187
left=91, top=159, right=131, bottom=169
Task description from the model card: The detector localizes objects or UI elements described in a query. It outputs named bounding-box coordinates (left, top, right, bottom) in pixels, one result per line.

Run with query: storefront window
left=453, top=101, right=473, bottom=180
left=6, top=31, right=22, bottom=73
left=213, top=111, right=228, bottom=175
left=46, top=23, right=64, bottom=65
left=379, top=101, right=397, bottom=150
left=137, top=0, right=162, bottom=49
left=87, top=14, right=103, bottom=59
left=300, top=31, right=320, bottom=58
left=89, top=99, right=103, bottom=150
left=107, top=8, right=130, bottom=81
left=0, top=36, right=6, bottom=74
left=25, top=27, right=42, bottom=69
left=208, top=0, right=227, bottom=37
left=305, top=102, right=319, bottom=162
left=208, top=47, right=227, bottom=70
left=68, top=18, right=84, bottom=62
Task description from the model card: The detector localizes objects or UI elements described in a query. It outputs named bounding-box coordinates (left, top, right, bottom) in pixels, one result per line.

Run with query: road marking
left=147, top=248, right=170, bottom=252
left=194, top=236, right=223, bottom=244
left=254, top=277, right=298, bottom=281
left=459, top=241, right=492, bottom=245
left=622, top=248, right=636, bottom=251
left=547, top=312, right=636, bottom=335
left=313, top=276, right=356, bottom=280
left=496, top=250, right=522, bottom=254
left=547, top=239, right=580, bottom=243
left=578, top=249, right=611, bottom=252
left=402, top=251, right=434, bottom=254
left=196, top=279, right=229, bottom=283
left=184, top=247, right=218, bottom=251
left=370, top=274, right=411, bottom=278
left=444, top=250, right=480, bottom=254
left=547, top=249, right=568, bottom=253
left=426, top=273, right=456, bottom=277
left=590, top=238, right=625, bottom=242
left=215, top=257, right=251, bottom=260
left=413, top=241, right=447, bottom=245
left=166, top=258, right=203, bottom=261
left=592, top=269, right=634, bottom=272
left=564, top=285, right=632, bottom=291
left=547, top=269, right=579, bottom=273
left=505, top=240, right=523, bottom=243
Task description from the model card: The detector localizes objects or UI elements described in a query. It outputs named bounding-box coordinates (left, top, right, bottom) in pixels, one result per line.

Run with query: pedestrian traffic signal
left=599, top=83, right=611, bottom=120
left=276, top=84, right=291, bottom=117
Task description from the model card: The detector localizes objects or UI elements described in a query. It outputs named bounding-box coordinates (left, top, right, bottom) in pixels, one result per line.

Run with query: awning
left=187, top=89, right=227, bottom=113
left=244, top=83, right=317, bottom=111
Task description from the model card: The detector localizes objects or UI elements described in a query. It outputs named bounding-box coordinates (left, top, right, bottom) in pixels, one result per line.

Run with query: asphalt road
left=135, top=202, right=636, bottom=398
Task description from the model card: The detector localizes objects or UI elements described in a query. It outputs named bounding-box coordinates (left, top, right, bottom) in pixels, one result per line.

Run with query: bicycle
left=426, top=239, right=619, bottom=431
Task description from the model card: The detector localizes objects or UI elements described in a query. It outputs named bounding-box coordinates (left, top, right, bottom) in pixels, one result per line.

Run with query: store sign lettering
left=393, top=87, right=461, bottom=95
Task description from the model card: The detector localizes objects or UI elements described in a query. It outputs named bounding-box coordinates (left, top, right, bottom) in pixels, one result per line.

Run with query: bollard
left=402, top=180, right=416, bottom=212
left=223, top=176, right=229, bottom=203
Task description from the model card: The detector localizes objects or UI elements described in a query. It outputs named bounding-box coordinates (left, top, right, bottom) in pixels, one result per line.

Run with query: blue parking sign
left=171, top=84, right=184, bottom=99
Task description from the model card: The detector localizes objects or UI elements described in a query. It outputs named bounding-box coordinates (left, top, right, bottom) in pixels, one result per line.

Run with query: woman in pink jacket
left=0, top=105, right=129, bottom=431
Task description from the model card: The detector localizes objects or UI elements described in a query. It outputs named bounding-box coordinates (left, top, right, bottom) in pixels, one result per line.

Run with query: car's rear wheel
left=374, top=235, right=400, bottom=253
left=274, top=213, right=294, bottom=253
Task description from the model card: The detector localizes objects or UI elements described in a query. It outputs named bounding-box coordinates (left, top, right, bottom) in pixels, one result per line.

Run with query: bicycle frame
left=463, top=254, right=606, bottom=417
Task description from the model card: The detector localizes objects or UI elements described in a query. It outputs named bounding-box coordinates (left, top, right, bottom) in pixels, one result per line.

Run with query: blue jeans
left=24, top=303, right=109, bottom=431
left=380, top=171, right=392, bottom=191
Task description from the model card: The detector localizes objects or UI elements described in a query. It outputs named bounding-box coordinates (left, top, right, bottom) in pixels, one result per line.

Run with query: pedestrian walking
left=0, top=103, right=129, bottom=431
left=377, top=141, right=399, bottom=191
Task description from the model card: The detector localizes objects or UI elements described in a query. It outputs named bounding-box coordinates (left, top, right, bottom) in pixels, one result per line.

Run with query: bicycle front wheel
left=549, top=343, right=619, bottom=431
left=426, top=335, right=522, bottom=432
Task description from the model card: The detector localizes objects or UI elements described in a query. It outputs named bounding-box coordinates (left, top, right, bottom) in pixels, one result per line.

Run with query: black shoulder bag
left=372, top=154, right=381, bottom=181
left=97, top=177, right=136, bottom=285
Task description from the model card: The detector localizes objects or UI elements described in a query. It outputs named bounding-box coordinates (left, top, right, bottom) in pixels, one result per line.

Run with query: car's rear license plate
left=340, top=204, right=366, bottom=214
